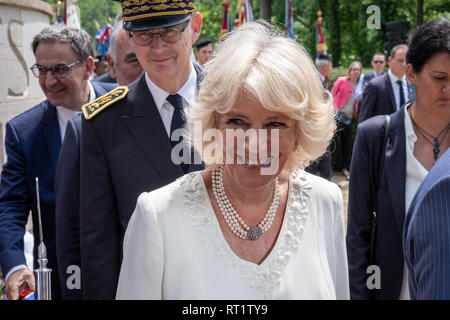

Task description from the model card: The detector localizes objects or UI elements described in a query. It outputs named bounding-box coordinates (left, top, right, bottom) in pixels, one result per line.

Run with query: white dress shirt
left=144, top=64, right=197, bottom=137
left=56, top=81, right=95, bottom=142
left=388, top=69, right=409, bottom=110
left=400, top=103, right=429, bottom=300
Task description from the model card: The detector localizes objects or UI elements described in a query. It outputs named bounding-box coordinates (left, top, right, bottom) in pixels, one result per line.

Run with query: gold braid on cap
left=122, top=0, right=184, bottom=5
left=121, top=0, right=195, bottom=21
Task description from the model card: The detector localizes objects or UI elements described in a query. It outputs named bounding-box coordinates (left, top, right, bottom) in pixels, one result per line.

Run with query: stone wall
left=0, top=0, right=52, bottom=164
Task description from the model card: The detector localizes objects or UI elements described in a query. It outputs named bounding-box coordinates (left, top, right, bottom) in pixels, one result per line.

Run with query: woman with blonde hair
left=331, top=61, right=362, bottom=179
left=116, top=21, right=349, bottom=300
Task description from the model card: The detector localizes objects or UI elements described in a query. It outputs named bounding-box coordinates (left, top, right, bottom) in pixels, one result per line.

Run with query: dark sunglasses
left=373, top=60, right=385, bottom=64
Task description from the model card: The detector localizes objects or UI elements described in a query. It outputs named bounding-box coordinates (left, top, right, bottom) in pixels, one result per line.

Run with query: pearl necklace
left=211, top=166, right=280, bottom=241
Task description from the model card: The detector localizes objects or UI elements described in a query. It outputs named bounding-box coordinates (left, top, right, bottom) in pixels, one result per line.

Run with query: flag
left=233, top=0, right=254, bottom=27
left=95, top=24, right=112, bottom=57
left=233, top=0, right=244, bottom=28
left=219, top=1, right=232, bottom=39
left=243, top=0, right=254, bottom=23
left=284, top=0, right=294, bottom=39
left=55, top=0, right=64, bottom=24
left=315, top=10, right=328, bottom=56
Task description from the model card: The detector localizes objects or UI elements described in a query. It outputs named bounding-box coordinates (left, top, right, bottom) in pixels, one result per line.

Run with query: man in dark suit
left=359, top=44, right=409, bottom=123
left=0, top=26, right=115, bottom=300
left=404, top=149, right=450, bottom=299
left=347, top=107, right=408, bottom=299
left=55, top=24, right=143, bottom=300
left=78, top=0, right=204, bottom=299
left=354, top=52, right=385, bottom=101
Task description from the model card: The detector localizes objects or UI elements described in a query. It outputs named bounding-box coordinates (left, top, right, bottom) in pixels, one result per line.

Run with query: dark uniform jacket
left=78, top=66, right=204, bottom=299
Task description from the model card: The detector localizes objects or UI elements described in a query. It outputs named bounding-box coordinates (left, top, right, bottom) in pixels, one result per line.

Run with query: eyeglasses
left=30, top=60, right=82, bottom=79
left=129, top=19, right=190, bottom=46
left=373, top=60, right=385, bottom=64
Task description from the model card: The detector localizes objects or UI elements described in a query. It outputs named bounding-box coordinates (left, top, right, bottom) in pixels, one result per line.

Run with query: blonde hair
left=347, top=61, right=362, bottom=78
left=186, top=21, right=336, bottom=172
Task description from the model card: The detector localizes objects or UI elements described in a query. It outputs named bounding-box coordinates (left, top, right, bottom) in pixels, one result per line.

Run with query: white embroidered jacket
left=116, top=170, right=349, bottom=300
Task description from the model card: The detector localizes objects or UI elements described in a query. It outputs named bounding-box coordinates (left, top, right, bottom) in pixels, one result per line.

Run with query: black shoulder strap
left=370, top=114, right=390, bottom=265
left=373, top=114, right=391, bottom=209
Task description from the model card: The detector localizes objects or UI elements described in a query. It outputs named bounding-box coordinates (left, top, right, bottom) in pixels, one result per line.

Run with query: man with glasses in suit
left=0, top=26, right=114, bottom=300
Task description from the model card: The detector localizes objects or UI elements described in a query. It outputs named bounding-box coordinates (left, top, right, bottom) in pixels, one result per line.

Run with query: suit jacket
left=358, top=73, right=397, bottom=123
left=94, top=72, right=117, bottom=84
left=55, top=115, right=83, bottom=299
left=0, top=81, right=114, bottom=299
left=79, top=67, right=205, bottom=299
left=347, top=107, right=407, bottom=299
left=404, top=148, right=450, bottom=299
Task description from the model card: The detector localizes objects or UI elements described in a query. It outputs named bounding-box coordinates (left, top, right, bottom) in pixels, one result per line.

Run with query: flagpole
left=63, top=0, right=67, bottom=24
left=238, top=0, right=243, bottom=26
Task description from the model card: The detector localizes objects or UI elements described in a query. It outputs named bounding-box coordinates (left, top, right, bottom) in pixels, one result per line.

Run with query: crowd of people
left=0, top=0, right=448, bottom=300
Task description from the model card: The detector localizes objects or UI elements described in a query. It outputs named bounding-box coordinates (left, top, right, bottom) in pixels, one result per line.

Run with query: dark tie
left=397, top=80, right=405, bottom=108
left=167, top=94, right=184, bottom=139
left=166, top=94, right=189, bottom=173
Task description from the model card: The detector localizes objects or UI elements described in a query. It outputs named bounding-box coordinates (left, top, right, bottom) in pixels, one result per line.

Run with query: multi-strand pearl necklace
left=211, top=166, right=280, bottom=241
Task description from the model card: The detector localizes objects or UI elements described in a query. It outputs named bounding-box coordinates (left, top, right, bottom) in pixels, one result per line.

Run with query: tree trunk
left=260, top=0, right=271, bottom=22
left=417, top=0, right=423, bottom=26
left=328, top=0, right=341, bottom=66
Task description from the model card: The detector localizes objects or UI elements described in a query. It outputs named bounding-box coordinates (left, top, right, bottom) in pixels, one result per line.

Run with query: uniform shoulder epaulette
left=82, top=86, right=129, bottom=120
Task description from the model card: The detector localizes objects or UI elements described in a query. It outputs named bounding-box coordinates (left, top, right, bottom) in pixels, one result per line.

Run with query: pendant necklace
left=211, top=166, right=279, bottom=241
left=409, top=107, right=450, bottom=163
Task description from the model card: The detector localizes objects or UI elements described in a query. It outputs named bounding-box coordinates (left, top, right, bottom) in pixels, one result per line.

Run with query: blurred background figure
left=355, top=52, right=386, bottom=101
left=94, top=55, right=108, bottom=78
left=104, top=24, right=143, bottom=85
left=331, top=61, right=362, bottom=180
left=195, top=38, right=213, bottom=66
left=359, top=45, right=409, bottom=123
left=305, top=53, right=333, bottom=181
left=315, top=53, right=333, bottom=89
left=94, top=13, right=144, bottom=85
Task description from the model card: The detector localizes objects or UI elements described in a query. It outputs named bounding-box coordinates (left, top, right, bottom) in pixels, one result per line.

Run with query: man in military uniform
left=78, top=0, right=204, bottom=299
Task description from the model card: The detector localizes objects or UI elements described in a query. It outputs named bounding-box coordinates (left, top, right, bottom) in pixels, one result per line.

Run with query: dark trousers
left=305, top=144, right=332, bottom=181
left=335, top=120, right=353, bottom=170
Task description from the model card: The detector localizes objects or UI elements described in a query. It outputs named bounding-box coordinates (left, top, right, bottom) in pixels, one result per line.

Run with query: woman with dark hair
left=347, top=17, right=450, bottom=300
left=331, top=61, right=362, bottom=179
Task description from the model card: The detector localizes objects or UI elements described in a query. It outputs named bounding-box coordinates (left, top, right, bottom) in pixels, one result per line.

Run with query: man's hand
left=5, top=269, right=35, bottom=300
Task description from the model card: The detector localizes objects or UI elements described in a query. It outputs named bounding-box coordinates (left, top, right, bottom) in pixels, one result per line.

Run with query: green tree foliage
left=41, top=0, right=449, bottom=68
left=195, top=0, right=227, bottom=43
left=41, top=0, right=121, bottom=41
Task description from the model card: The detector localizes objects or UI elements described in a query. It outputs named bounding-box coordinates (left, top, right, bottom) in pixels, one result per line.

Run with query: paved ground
left=331, top=171, right=349, bottom=227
